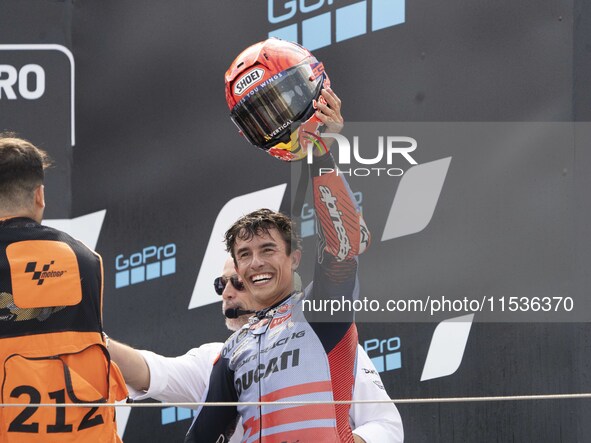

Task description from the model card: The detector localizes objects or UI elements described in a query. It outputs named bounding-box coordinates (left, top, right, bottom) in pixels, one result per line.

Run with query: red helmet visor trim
left=230, top=63, right=325, bottom=150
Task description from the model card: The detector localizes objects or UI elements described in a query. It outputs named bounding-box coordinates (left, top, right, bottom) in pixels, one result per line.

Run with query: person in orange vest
left=0, top=133, right=127, bottom=443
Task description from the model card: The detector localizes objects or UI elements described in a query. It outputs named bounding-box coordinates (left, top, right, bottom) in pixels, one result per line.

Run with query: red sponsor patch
left=276, top=304, right=290, bottom=314
left=249, top=318, right=270, bottom=330
left=270, top=314, right=291, bottom=329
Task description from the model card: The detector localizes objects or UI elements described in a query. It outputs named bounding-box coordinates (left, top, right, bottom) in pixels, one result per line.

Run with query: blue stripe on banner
left=336, top=2, right=367, bottom=43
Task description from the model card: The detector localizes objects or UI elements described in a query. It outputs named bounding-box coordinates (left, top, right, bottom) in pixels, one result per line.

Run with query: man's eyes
left=237, top=247, right=277, bottom=258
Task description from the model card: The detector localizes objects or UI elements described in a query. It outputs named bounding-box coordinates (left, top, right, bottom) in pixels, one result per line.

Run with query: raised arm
left=310, top=88, right=370, bottom=264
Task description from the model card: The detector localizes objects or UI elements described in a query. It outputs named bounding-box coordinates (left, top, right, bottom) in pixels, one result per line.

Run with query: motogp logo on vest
left=25, top=261, right=66, bottom=285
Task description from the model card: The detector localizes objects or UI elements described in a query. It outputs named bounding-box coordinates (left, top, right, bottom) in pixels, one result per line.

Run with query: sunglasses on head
left=214, top=275, right=245, bottom=295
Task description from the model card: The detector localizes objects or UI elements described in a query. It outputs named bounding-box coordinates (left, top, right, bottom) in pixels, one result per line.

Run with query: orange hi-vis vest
left=0, top=217, right=128, bottom=443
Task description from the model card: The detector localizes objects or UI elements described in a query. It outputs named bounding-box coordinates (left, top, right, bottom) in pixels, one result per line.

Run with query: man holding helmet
left=185, top=39, right=378, bottom=442
left=226, top=37, right=340, bottom=161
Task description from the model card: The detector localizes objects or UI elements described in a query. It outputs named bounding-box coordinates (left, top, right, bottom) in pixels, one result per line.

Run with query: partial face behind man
left=219, top=257, right=265, bottom=331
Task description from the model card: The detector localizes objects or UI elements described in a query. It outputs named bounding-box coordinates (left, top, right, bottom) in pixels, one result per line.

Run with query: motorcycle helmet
left=225, top=38, right=330, bottom=161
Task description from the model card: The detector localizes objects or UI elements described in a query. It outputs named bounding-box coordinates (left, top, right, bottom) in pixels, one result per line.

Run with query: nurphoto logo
left=305, top=132, right=418, bottom=176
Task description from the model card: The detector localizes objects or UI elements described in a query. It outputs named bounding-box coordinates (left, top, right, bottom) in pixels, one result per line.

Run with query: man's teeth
left=252, top=274, right=272, bottom=283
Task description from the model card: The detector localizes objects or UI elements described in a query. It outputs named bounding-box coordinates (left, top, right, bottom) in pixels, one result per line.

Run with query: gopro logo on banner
left=363, top=336, right=402, bottom=373
left=234, top=68, right=265, bottom=96
left=161, top=407, right=195, bottom=425
left=268, top=0, right=405, bottom=50
left=115, top=243, right=176, bottom=288
left=0, top=64, right=45, bottom=99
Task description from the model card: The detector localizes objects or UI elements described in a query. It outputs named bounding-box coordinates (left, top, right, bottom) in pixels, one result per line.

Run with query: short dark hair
left=0, top=132, right=52, bottom=206
left=224, top=209, right=302, bottom=260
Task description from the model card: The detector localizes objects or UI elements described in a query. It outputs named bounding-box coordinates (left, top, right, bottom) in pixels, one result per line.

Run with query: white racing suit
left=185, top=153, right=370, bottom=443
left=131, top=343, right=404, bottom=442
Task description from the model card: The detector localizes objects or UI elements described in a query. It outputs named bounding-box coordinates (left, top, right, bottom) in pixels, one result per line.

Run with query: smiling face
left=233, top=227, right=301, bottom=307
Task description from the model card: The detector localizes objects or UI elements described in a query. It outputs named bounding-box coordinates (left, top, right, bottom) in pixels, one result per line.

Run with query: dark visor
left=230, top=63, right=324, bottom=150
